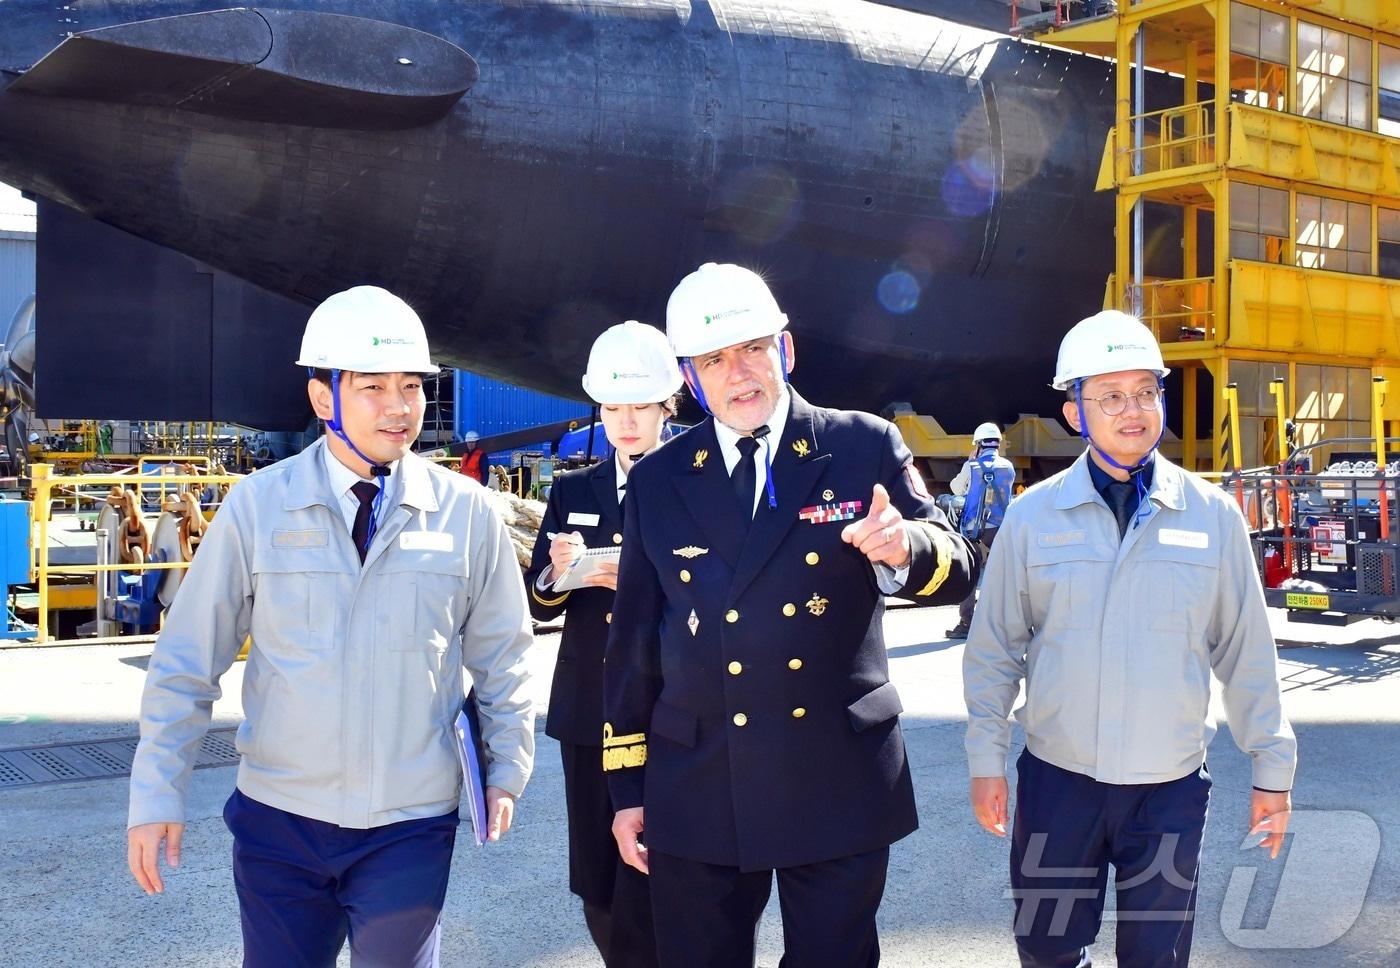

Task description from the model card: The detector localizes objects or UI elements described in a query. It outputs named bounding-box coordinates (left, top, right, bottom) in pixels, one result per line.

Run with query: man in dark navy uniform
left=604, top=263, right=979, bottom=967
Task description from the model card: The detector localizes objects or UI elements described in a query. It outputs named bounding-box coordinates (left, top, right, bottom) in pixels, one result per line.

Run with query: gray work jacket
left=128, top=439, right=535, bottom=829
left=964, top=451, right=1296, bottom=791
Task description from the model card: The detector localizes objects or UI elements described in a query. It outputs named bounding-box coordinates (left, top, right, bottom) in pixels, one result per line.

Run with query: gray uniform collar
left=1054, top=450, right=1187, bottom=513
left=283, top=437, right=440, bottom=513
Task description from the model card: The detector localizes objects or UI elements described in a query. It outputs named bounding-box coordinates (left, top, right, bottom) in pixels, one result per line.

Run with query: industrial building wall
left=455, top=371, right=590, bottom=442
left=0, top=231, right=35, bottom=324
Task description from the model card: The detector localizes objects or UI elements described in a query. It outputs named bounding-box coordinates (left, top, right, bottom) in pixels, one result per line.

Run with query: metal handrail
left=1124, top=101, right=1215, bottom=175
left=28, top=463, right=243, bottom=642
left=1126, top=275, right=1216, bottom=344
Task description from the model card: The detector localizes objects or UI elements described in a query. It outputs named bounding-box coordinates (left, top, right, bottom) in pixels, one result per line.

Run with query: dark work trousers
left=560, top=742, right=660, bottom=968
left=1010, top=751, right=1210, bottom=968
left=648, top=846, right=889, bottom=968
left=223, top=788, right=459, bottom=968
left=957, top=527, right=998, bottom=628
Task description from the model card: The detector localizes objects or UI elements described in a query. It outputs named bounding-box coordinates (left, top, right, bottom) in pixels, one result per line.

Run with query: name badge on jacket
left=567, top=512, right=600, bottom=527
left=400, top=532, right=454, bottom=552
left=272, top=529, right=328, bottom=548
left=1158, top=528, right=1209, bottom=550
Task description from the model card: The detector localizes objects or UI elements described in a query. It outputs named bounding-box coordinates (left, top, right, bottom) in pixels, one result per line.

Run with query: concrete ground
left=0, top=604, right=1396, bottom=967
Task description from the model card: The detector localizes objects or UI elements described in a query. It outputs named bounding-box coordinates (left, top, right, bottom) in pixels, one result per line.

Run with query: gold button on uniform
left=733, top=713, right=748, bottom=727
left=788, top=658, right=803, bottom=670
left=805, top=552, right=819, bottom=565
left=605, top=612, right=612, bottom=624
left=728, top=661, right=743, bottom=675
left=726, top=609, right=739, bottom=623
left=680, top=570, right=691, bottom=583
left=782, top=603, right=796, bottom=617
left=613, top=532, right=623, bottom=544
left=791, top=707, right=806, bottom=719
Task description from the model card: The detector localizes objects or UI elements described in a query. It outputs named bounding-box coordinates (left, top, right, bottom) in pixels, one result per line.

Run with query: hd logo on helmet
left=372, top=337, right=415, bottom=347
left=702, top=308, right=749, bottom=325
left=611, top=371, right=649, bottom=381
left=1105, top=342, right=1148, bottom=353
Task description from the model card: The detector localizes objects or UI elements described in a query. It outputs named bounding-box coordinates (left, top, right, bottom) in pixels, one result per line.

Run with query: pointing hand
left=841, top=484, right=911, bottom=568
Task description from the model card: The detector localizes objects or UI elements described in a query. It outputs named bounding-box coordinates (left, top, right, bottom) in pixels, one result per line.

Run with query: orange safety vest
left=459, top=448, right=485, bottom=482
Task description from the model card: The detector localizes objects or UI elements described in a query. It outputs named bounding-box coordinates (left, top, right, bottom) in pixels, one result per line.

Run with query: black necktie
left=732, top=436, right=759, bottom=525
left=1104, top=479, right=1138, bottom=540
left=351, top=480, right=380, bottom=562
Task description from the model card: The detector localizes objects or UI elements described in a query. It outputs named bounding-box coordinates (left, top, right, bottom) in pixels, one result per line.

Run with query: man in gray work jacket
left=964, top=310, right=1296, bottom=968
left=126, top=286, right=535, bottom=968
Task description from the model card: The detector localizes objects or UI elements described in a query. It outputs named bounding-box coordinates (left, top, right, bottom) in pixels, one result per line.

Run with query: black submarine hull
left=0, top=1, right=1115, bottom=430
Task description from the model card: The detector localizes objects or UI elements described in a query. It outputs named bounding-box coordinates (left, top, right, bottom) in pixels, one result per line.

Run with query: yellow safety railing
left=28, top=463, right=242, bottom=643
left=1124, top=101, right=1216, bottom=178
left=1126, top=275, right=1217, bottom=344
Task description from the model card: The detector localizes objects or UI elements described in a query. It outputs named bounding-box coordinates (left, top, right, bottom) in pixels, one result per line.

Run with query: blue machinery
left=0, top=499, right=33, bottom=639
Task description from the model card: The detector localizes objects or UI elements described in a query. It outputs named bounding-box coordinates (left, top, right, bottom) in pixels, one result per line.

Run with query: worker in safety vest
left=459, top=430, right=489, bottom=485
left=947, top=422, right=1016, bottom=639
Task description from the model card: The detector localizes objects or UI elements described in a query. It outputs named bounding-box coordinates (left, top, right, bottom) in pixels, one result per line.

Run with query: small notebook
left=552, top=546, right=622, bottom=592
left=454, top=690, right=491, bottom=847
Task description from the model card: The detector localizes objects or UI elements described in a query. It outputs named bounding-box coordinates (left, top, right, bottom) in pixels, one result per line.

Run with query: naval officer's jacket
left=128, top=438, right=536, bottom=830
left=604, top=391, right=978, bottom=871
left=525, top=456, right=628, bottom=746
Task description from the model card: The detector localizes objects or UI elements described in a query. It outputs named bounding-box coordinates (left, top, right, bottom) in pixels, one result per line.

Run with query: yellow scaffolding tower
left=1029, top=0, right=1400, bottom=472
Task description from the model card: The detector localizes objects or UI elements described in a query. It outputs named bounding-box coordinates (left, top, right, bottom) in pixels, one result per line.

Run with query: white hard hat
left=582, top=320, right=683, bottom=405
left=666, top=263, right=789, bottom=358
left=463, top=431, right=480, bottom=443
left=973, top=422, right=1002, bottom=443
left=296, top=286, right=438, bottom=374
left=1052, top=310, right=1168, bottom=391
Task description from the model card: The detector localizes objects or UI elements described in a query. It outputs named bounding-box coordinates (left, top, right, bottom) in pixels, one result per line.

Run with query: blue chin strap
left=1073, top=378, right=1166, bottom=530
left=312, top=367, right=391, bottom=549
left=680, top=334, right=789, bottom=512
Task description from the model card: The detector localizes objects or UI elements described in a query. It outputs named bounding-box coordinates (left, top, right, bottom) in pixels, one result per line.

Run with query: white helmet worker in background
left=459, top=429, right=488, bottom=484
left=1055, top=309, right=1170, bottom=525
left=973, top=422, right=1003, bottom=446
left=297, top=285, right=439, bottom=544
left=524, top=319, right=681, bottom=967
left=948, top=420, right=1017, bottom=639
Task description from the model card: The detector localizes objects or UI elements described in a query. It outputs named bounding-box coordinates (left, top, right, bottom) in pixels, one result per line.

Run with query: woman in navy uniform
left=525, top=321, right=682, bottom=968
left=604, top=265, right=980, bottom=967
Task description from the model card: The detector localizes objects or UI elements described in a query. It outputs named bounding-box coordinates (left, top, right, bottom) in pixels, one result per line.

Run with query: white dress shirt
left=322, top=440, right=401, bottom=535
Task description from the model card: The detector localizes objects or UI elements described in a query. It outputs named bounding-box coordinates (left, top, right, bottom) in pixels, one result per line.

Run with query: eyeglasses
left=1081, top=386, right=1162, bottom=416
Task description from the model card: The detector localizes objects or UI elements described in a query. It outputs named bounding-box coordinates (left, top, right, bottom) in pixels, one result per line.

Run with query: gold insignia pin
left=806, top=593, right=829, bottom=617
left=822, top=489, right=835, bottom=501
left=792, top=439, right=811, bottom=458
left=693, top=449, right=709, bottom=469
left=673, top=546, right=709, bottom=559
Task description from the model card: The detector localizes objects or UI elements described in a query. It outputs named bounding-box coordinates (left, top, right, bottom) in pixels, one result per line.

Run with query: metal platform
left=0, top=726, right=239, bottom=789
